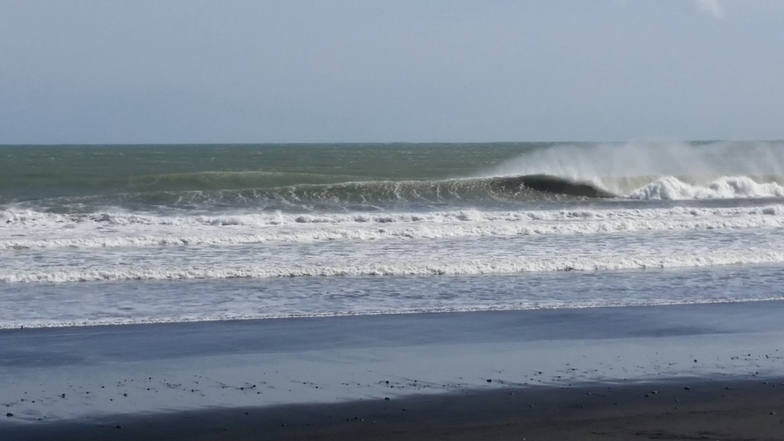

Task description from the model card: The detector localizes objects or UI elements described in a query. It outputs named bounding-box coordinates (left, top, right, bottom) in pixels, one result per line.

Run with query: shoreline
left=3, top=301, right=784, bottom=439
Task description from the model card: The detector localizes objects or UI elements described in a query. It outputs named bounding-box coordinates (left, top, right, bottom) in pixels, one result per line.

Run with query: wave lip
left=491, top=174, right=616, bottom=198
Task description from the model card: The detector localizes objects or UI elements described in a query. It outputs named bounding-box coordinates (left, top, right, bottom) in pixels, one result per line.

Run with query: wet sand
left=2, top=301, right=784, bottom=440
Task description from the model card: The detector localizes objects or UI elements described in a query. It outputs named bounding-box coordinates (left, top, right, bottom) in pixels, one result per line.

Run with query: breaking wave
left=6, top=174, right=784, bottom=216
left=628, top=176, right=784, bottom=200
left=3, top=174, right=617, bottom=214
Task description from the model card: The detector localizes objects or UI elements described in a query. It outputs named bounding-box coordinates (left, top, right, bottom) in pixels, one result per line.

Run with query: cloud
left=693, top=0, right=724, bottom=18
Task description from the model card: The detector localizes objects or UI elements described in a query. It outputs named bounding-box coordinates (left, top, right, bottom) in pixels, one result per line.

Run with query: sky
left=1, top=0, right=783, bottom=144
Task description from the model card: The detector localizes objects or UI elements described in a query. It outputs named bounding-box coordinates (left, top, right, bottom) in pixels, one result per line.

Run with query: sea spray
left=488, top=141, right=784, bottom=195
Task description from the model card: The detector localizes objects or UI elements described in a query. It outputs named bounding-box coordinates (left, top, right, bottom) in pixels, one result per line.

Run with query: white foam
left=4, top=257, right=784, bottom=329
left=3, top=248, right=784, bottom=283
left=629, top=176, right=784, bottom=200
left=3, top=204, right=784, bottom=251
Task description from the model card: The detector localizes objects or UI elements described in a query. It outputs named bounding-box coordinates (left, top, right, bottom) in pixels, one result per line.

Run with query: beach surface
left=2, top=301, right=784, bottom=440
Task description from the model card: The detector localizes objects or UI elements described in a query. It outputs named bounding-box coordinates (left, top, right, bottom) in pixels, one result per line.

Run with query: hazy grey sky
left=1, top=0, right=782, bottom=144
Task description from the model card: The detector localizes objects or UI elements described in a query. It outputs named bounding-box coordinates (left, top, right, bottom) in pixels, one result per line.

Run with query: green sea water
left=0, top=143, right=547, bottom=202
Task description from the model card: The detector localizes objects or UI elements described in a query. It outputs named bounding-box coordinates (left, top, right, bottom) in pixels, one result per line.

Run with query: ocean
left=2, top=141, right=784, bottom=329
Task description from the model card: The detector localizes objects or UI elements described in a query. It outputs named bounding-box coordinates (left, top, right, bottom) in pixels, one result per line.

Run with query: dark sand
left=5, top=378, right=784, bottom=440
left=2, top=301, right=784, bottom=440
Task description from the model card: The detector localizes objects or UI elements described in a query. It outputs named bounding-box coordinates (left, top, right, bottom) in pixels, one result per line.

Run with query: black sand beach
left=3, top=302, right=784, bottom=440
left=6, top=377, right=784, bottom=440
